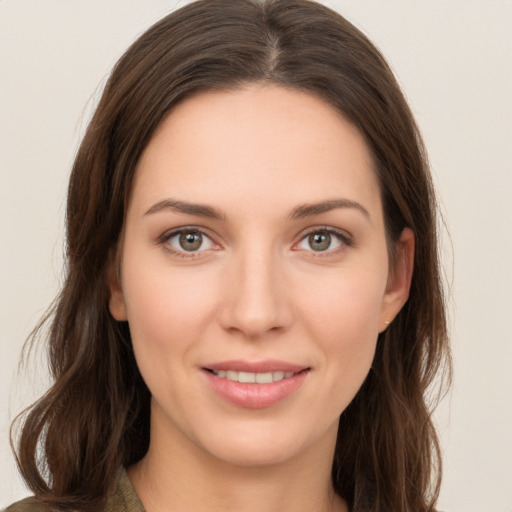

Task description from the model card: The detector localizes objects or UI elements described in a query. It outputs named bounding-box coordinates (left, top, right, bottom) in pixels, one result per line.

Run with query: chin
left=207, top=440, right=302, bottom=468
left=194, top=418, right=333, bottom=469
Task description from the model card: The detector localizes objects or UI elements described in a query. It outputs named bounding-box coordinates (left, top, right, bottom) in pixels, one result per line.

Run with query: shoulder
left=2, top=497, right=53, bottom=512
left=104, top=468, right=145, bottom=512
left=3, top=469, right=144, bottom=512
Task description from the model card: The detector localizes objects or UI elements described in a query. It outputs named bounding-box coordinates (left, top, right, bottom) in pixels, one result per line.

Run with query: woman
left=7, top=1, right=450, bottom=511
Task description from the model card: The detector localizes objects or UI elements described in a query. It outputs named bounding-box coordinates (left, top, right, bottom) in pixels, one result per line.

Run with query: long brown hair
left=11, top=1, right=451, bottom=511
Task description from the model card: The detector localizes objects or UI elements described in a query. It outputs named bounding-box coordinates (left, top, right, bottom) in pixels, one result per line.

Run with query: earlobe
left=106, top=258, right=128, bottom=321
left=379, top=228, right=415, bottom=332
left=109, top=286, right=128, bottom=321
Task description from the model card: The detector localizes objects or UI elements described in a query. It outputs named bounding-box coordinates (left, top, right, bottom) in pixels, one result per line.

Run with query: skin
left=109, top=84, right=414, bottom=512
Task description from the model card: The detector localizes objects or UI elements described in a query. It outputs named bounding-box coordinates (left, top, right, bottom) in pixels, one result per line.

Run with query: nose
left=218, top=246, right=293, bottom=339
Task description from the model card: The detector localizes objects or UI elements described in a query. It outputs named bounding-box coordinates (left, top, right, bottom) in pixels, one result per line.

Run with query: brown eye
left=297, top=229, right=345, bottom=253
left=179, top=231, right=203, bottom=251
left=165, top=229, right=214, bottom=254
left=308, top=232, right=331, bottom=251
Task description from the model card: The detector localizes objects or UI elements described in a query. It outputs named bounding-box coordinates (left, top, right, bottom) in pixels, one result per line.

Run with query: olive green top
left=3, top=469, right=145, bottom=512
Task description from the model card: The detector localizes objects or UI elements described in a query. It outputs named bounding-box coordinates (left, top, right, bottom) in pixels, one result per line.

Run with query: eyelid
left=158, top=226, right=221, bottom=257
left=156, top=225, right=353, bottom=258
left=293, top=226, right=353, bottom=253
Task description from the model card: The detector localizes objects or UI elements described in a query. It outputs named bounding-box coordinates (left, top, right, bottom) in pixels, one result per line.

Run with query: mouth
left=205, top=368, right=307, bottom=384
left=202, top=361, right=310, bottom=408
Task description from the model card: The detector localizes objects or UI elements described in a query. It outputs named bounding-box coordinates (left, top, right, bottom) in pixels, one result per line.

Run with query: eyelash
left=157, top=226, right=353, bottom=259
left=158, top=227, right=219, bottom=259
left=297, top=226, right=353, bottom=257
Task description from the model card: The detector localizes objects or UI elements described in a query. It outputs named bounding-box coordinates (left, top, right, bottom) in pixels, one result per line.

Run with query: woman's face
left=109, top=85, right=413, bottom=467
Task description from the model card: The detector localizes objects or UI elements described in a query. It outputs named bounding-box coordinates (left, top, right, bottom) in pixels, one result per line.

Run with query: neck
left=128, top=412, right=347, bottom=512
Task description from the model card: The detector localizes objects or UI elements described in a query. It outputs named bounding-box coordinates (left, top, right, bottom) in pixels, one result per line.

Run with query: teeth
left=238, top=371, right=256, bottom=383
left=226, top=370, right=237, bottom=381
left=256, top=372, right=273, bottom=384
left=211, top=370, right=297, bottom=383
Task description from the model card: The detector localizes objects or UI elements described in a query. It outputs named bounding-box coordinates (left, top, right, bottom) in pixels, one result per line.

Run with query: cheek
left=297, top=264, right=387, bottom=395
left=118, top=258, right=224, bottom=419
left=119, top=252, right=220, bottom=361
left=301, top=264, right=387, bottom=339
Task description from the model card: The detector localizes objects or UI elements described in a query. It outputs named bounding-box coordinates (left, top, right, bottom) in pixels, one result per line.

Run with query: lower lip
left=203, top=369, right=309, bottom=409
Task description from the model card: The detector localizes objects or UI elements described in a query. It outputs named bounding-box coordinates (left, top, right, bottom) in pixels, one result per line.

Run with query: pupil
left=179, top=231, right=202, bottom=251
left=309, top=232, right=331, bottom=251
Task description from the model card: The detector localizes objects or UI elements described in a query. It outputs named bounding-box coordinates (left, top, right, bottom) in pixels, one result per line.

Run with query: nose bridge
left=219, top=239, right=291, bottom=338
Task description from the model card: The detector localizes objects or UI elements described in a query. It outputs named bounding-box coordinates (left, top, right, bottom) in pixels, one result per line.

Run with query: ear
left=379, top=228, right=415, bottom=332
left=106, top=252, right=128, bottom=321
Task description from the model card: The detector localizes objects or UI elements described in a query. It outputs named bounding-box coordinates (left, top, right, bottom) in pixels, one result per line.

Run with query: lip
left=205, top=359, right=307, bottom=373
left=202, top=360, right=310, bottom=409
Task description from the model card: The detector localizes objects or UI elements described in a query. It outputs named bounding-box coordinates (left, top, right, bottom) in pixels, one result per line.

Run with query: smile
left=203, top=363, right=310, bottom=409
left=210, top=370, right=296, bottom=383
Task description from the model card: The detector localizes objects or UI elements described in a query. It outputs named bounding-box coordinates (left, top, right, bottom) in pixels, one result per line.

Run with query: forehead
left=131, top=84, right=381, bottom=219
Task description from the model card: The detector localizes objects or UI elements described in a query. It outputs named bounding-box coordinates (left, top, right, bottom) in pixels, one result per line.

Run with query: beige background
left=1, top=1, right=511, bottom=510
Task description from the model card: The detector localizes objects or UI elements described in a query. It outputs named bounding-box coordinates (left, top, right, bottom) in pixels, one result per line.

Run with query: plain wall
left=1, top=1, right=511, bottom=510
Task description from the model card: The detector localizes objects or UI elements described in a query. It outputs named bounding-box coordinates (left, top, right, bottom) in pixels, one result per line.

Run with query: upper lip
left=203, top=359, right=309, bottom=373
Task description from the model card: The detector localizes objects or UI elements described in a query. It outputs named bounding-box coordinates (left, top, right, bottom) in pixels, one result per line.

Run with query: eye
left=296, top=229, right=349, bottom=253
left=164, top=229, right=215, bottom=254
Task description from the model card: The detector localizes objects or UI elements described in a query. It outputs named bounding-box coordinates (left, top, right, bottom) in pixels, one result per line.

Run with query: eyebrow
left=290, top=199, right=371, bottom=221
left=144, top=197, right=370, bottom=222
left=144, top=199, right=225, bottom=220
